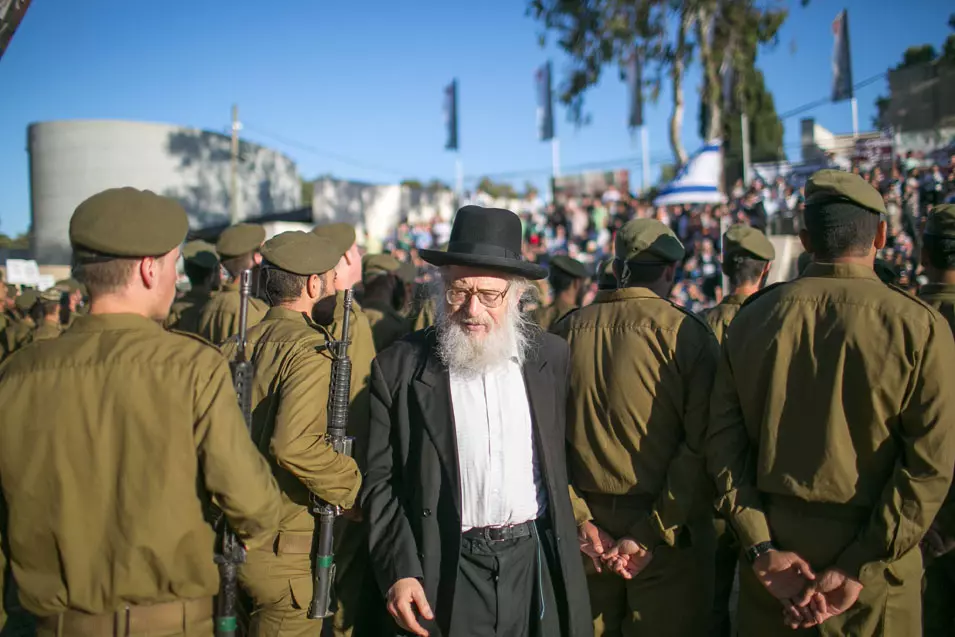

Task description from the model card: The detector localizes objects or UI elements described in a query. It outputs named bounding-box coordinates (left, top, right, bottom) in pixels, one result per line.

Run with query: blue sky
left=1, top=0, right=952, bottom=236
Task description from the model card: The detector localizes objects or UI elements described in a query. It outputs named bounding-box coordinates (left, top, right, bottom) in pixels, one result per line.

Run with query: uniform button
left=422, top=508, right=432, bottom=517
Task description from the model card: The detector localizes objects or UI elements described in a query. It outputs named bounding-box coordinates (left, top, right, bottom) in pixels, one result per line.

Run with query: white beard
left=434, top=286, right=534, bottom=378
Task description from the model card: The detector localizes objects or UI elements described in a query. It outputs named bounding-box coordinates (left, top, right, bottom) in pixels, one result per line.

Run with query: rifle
left=308, top=288, right=356, bottom=619
left=214, top=269, right=253, bottom=637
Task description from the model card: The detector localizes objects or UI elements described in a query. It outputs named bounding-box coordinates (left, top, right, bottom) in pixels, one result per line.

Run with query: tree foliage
left=476, top=177, right=519, bottom=199
left=0, top=233, right=29, bottom=251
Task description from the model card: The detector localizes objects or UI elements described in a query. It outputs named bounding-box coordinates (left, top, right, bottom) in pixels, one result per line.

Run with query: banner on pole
left=444, top=79, right=458, bottom=151
left=625, top=51, right=643, bottom=129
left=536, top=62, right=555, bottom=141
left=831, top=9, right=854, bottom=103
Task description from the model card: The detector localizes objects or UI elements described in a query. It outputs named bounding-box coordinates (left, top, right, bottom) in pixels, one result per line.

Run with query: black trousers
left=449, top=521, right=564, bottom=637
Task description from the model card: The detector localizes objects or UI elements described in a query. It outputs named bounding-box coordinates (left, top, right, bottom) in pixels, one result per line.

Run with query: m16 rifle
left=214, top=269, right=254, bottom=637
left=308, top=288, right=356, bottom=619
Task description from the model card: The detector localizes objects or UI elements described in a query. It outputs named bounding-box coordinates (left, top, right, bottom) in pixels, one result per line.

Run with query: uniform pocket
left=288, top=575, right=314, bottom=611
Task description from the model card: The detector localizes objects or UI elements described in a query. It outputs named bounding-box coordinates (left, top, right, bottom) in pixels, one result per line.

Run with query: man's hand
left=601, top=537, right=654, bottom=580
left=752, top=549, right=816, bottom=601
left=923, top=523, right=955, bottom=558
left=577, top=521, right=614, bottom=573
left=386, top=578, right=433, bottom=637
left=783, top=567, right=863, bottom=630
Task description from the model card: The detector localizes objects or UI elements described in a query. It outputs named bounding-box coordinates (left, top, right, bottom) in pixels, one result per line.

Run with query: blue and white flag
left=653, top=140, right=726, bottom=206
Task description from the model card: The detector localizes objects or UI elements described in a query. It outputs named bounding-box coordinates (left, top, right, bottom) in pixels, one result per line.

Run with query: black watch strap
left=745, top=541, right=776, bottom=564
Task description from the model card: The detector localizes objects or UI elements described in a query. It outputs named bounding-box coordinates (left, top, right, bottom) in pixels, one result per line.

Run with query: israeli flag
left=653, top=140, right=726, bottom=206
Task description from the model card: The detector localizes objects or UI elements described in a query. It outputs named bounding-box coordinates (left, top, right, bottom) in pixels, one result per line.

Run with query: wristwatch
left=745, top=541, right=777, bottom=564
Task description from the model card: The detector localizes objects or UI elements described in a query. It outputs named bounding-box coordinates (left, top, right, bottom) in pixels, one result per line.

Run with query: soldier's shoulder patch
left=667, top=301, right=712, bottom=332
left=166, top=328, right=218, bottom=350
left=739, top=281, right=788, bottom=309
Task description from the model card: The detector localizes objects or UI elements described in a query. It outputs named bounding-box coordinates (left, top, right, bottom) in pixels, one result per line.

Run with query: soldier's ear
left=874, top=220, right=888, bottom=251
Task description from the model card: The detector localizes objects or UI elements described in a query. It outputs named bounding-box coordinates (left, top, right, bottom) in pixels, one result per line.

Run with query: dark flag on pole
left=625, top=51, right=643, bottom=129
left=535, top=62, right=555, bottom=141
left=0, top=0, right=33, bottom=61
left=444, top=79, right=458, bottom=151
left=831, top=9, right=853, bottom=103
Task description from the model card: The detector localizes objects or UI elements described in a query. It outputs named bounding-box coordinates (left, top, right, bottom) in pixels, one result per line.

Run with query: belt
left=582, top=492, right=656, bottom=510
left=463, top=520, right=535, bottom=543
left=40, top=597, right=213, bottom=637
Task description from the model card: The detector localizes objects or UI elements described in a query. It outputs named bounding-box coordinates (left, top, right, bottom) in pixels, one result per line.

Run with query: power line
left=777, top=72, right=885, bottom=121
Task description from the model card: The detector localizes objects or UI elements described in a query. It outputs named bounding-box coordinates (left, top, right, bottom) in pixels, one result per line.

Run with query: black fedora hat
left=419, top=206, right=547, bottom=280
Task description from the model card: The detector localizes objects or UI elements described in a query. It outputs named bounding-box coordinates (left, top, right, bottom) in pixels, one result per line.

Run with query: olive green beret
left=15, top=289, right=38, bottom=311
left=549, top=255, right=589, bottom=279
left=54, top=278, right=83, bottom=293
left=797, top=251, right=812, bottom=275
left=39, top=288, right=62, bottom=303
left=216, top=223, right=265, bottom=258
left=397, top=261, right=418, bottom=285
left=261, top=231, right=340, bottom=276
left=312, top=222, right=356, bottom=257
left=70, top=188, right=189, bottom=258
left=181, top=240, right=220, bottom=270
left=805, top=169, right=886, bottom=215
left=924, top=204, right=955, bottom=238
left=363, top=254, right=401, bottom=281
left=874, top=258, right=899, bottom=284
left=723, top=225, right=775, bottom=261
left=614, top=219, right=685, bottom=263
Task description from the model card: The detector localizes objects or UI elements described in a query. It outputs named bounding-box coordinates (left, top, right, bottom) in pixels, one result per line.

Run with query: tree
left=425, top=179, right=451, bottom=193
left=475, top=177, right=519, bottom=199
left=529, top=0, right=791, bottom=168
left=722, top=68, right=785, bottom=188
left=522, top=181, right=540, bottom=198
left=400, top=179, right=424, bottom=190
left=0, top=233, right=29, bottom=251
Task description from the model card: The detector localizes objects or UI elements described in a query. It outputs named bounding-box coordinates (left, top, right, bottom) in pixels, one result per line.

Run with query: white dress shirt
left=449, top=357, right=546, bottom=531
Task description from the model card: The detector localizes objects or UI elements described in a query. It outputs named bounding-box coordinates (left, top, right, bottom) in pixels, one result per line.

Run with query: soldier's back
left=0, top=313, right=238, bottom=616
left=919, top=282, right=955, bottom=334
left=697, top=294, right=745, bottom=344
left=196, top=284, right=267, bottom=344
left=167, top=290, right=214, bottom=334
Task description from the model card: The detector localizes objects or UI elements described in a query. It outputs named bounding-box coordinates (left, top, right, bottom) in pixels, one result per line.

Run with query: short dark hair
left=184, top=261, right=218, bottom=288
left=72, top=257, right=138, bottom=296
left=262, top=263, right=310, bottom=304
left=615, top=259, right=672, bottom=287
left=804, top=202, right=880, bottom=260
left=724, top=255, right=768, bottom=288
left=923, top=235, right=955, bottom=271
left=221, top=253, right=256, bottom=279
left=548, top=268, right=578, bottom=295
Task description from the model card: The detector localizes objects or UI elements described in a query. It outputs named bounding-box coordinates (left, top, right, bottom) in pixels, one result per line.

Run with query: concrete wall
left=29, top=119, right=301, bottom=264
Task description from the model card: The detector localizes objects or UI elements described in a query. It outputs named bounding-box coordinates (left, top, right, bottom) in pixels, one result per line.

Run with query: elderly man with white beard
left=361, top=206, right=593, bottom=637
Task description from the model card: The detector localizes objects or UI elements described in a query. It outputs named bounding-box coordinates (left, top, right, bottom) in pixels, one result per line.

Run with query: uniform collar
left=264, top=305, right=327, bottom=331
left=802, top=262, right=880, bottom=281
left=920, top=282, right=955, bottom=297
left=594, top=287, right=664, bottom=304
left=67, top=313, right=164, bottom=333
left=722, top=293, right=749, bottom=306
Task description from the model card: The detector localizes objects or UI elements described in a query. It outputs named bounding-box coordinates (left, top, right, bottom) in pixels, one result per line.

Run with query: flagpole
left=641, top=125, right=650, bottom=193
left=551, top=138, right=561, bottom=179
left=455, top=153, right=464, bottom=203
left=741, top=112, right=752, bottom=187
left=851, top=97, right=859, bottom=139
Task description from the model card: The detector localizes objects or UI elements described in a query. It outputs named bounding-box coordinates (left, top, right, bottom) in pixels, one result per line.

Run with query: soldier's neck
left=88, top=294, right=156, bottom=318
left=556, top=290, right=578, bottom=307
left=926, top=267, right=955, bottom=285
left=729, top=283, right=760, bottom=299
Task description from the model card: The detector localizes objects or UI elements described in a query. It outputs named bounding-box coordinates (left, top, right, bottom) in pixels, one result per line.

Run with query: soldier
left=197, top=223, right=268, bottom=343
left=54, top=278, right=87, bottom=327
left=1, top=289, right=38, bottom=360
left=360, top=254, right=412, bottom=352
left=917, top=203, right=955, bottom=637
left=0, top=187, right=282, bottom=637
left=696, top=224, right=774, bottom=637
left=699, top=225, right=775, bottom=344
left=707, top=170, right=955, bottom=636
left=29, top=288, right=64, bottom=342
left=395, top=260, right=418, bottom=317
left=553, top=218, right=719, bottom=637
left=533, top=255, right=589, bottom=331
left=594, top=257, right=616, bottom=292
left=220, top=231, right=362, bottom=637
left=310, top=222, right=379, bottom=637
left=166, top=240, right=220, bottom=333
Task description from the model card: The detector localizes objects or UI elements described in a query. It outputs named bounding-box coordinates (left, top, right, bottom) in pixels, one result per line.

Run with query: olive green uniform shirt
left=553, top=287, right=720, bottom=550
left=0, top=318, right=34, bottom=361
left=0, top=314, right=281, bottom=617
left=220, top=307, right=362, bottom=533
left=918, top=282, right=955, bottom=535
left=166, top=289, right=215, bottom=334
left=533, top=298, right=577, bottom=332
left=363, top=301, right=411, bottom=353
left=708, top=263, right=955, bottom=579
left=30, top=321, right=61, bottom=342
left=196, top=281, right=267, bottom=345
left=697, top=294, right=746, bottom=344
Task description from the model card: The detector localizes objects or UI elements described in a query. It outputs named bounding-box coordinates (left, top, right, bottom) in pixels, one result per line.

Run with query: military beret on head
left=363, top=254, right=401, bottom=281
left=549, top=255, right=589, bottom=279
left=261, top=231, right=340, bottom=276
left=39, top=288, right=62, bottom=303
left=615, top=218, right=685, bottom=263
left=924, top=204, right=955, bottom=238
left=181, top=240, right=220, bottom=270
left=805, top=169, right=886, bottom=215
left=70, top=188, right=189, bottom=258
left=15, top=288, right=38, bottom=311
left=723, top=224, right=775, bottom=261
left=54, top=278, right=82, bottom=293
left=311, top=222, right=356, bottom=257
left=216, top=223, right=265, bottom=258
